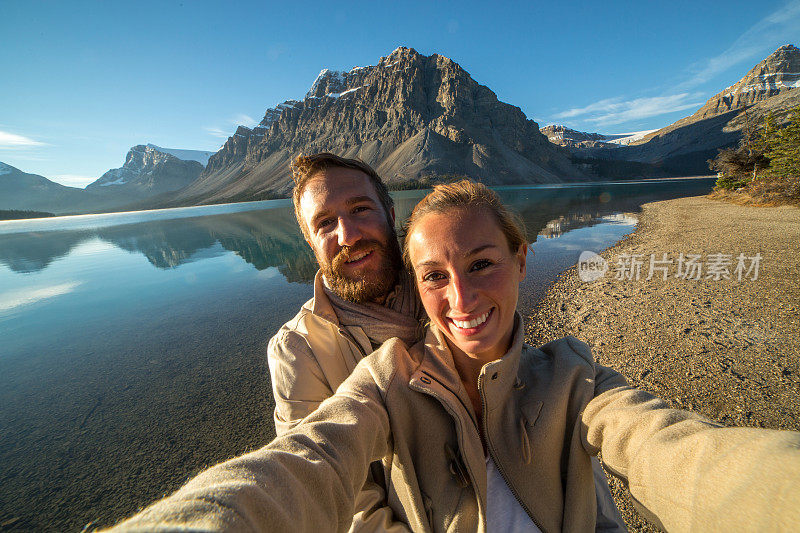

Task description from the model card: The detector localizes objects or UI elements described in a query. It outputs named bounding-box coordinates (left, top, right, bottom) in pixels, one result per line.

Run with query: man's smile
left=344, top=250, right=373, bottom=265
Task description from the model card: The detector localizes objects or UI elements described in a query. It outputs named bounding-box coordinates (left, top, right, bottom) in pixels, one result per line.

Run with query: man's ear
left=390, top=207, right=396, bottom=225
left=517, top=244, right=528, bottom=280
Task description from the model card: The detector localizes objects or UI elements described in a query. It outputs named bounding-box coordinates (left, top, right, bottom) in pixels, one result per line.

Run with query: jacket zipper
left=409, top=381, right=485, bottom=530
left=479, top=373, right=547, bottom=533
left=337, top=326, right=368, bottom=358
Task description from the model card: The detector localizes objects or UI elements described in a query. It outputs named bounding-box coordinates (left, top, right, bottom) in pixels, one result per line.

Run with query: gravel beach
left=522, top=195, right=800, bottom=531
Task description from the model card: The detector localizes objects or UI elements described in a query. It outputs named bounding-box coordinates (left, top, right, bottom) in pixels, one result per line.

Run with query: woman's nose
left=336, top=217, right=362, bottom=247
left=449, top=274, right=477, bottom=312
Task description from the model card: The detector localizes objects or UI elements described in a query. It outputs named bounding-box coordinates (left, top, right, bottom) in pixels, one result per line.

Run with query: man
left=268, top=153, right=425, bottom=531
left=267, top=153, right=624, bottom=531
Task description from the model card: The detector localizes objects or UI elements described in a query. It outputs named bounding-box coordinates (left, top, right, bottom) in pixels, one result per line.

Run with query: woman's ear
left=517, top=244, right=527, bottom=279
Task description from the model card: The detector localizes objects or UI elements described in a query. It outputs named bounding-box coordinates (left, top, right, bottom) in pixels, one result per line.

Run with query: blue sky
left=1, top=0, right=799, bottom=187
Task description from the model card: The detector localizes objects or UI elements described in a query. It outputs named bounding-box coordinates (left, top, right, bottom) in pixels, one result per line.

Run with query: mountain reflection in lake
left=0, top=178, right=714, bottom=531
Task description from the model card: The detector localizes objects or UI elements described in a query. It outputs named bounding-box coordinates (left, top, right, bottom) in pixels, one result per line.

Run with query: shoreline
left=522, top=195, right=800, bottom=531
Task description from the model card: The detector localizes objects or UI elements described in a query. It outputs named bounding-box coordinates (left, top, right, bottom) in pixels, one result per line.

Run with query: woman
left=111, top=181, right=800, bottom=532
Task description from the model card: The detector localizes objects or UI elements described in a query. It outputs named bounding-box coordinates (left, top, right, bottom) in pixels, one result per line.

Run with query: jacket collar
left=308, top=270, right=341, bottom=326
left=410, top=313, right=525, bottom=415
left=476, top=313, right=525, bottom=411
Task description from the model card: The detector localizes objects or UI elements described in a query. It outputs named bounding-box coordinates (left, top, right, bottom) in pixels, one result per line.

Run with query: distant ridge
left=86, top=145, right=203, bottom=199
left=636, top=44, right=800, bottom=145
left=568, top=44, right=800, bottom=176
left=0, top=161, right=112, bottom=214
left=540, top=125, right=657, bottom=148
left=146, top=144, right=215, bottom=166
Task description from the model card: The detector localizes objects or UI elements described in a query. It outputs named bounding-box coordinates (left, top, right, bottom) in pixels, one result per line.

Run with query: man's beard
left=319, top=235, right=402, bottom=304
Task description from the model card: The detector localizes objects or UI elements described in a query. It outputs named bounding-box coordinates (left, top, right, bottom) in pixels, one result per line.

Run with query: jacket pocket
left=520, top=399, right=543, bottom=427
left=421, top=490, right=434, bottom=530
left=519, top=400, right=543, bottom=465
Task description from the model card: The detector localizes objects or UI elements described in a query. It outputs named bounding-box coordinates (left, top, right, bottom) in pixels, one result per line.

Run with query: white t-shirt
left=486, top=455, right=543, bottom=533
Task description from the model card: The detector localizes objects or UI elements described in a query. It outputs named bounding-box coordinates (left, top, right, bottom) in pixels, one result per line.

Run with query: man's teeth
left=451, top=311, right=490, bottom=329
left=346, top=251, right=370, bottom=263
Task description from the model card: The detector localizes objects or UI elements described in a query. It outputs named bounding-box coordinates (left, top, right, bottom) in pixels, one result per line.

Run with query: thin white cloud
left=0, top=130, right=47, bottom=149
left=0, top=282, right=81, bottom=313
left=204, top=127, right=231, bottom=139
left=678, top=0, right=800, bottom=89
left=232, top=114, right=258, bottom=127
left=553, top=93, right=704, bottom=127
left=204, top=113, right=260, bottom=140
left=51, top=174, right=96, bottom=188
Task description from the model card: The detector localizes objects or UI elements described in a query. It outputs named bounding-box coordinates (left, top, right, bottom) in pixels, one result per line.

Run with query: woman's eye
left=422, top=272, right=445, bottom=283
left=470, top=259, right=492, bottom=271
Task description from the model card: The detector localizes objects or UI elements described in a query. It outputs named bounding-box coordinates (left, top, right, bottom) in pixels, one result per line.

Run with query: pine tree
left=765, top=106, right=800, bottom=178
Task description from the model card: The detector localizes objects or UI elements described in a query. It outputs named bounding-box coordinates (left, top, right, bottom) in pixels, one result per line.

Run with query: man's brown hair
left=290, top=153, right=394, bottom=239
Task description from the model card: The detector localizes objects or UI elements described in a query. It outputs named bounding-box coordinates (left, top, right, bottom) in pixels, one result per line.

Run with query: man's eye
left=318, top=218, right=334, bottom=229
left=352, top=205, right=371, bottom=214
left=470, top=259, right=493, bottom=271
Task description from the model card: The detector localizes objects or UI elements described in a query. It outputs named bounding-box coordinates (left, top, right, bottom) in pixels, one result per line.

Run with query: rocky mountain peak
left=692, top=43, right=799, bottom=120
left=124, top=144, right=174, bottom=171
left=86, top=145, right=203, bottom=196
left=177, top=48, right=591, bottom=206
left=540, top=125, right=609, bottom=146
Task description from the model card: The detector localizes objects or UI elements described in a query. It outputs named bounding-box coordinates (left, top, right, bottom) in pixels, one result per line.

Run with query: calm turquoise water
left=0, top=178, right=714, bottom=531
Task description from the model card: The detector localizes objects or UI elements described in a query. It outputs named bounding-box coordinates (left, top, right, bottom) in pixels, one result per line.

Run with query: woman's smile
left=448, top=308, right=493, bottom=334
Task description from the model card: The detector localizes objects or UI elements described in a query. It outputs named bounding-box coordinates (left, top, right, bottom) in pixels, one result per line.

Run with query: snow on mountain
left=603, top=130, right=659, bottom=145
left=326, top=86, right=367, bottom=98
left=0, top=162, right=13, bottom=176
left=146, top=144, right=215, bottom=166
left=722, top=73, right=800, bottom=97
left=306, top=68, right=348, bottom=98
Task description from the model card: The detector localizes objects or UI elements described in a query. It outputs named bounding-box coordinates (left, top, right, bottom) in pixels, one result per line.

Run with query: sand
left=522, top=195, right=800, bottom=531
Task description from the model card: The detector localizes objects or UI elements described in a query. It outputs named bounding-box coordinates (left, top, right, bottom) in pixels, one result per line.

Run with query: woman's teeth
left=451, top=311, right=490, bottom=329
left=346, top=251, right=370, bottom=263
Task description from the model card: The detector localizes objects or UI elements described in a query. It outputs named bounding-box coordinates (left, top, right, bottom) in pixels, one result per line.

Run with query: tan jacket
left=267, top=271, right=412, bottom=532
left=112, top=320, right=800, bottom=532
left=268, top=272, right=374, bottom=436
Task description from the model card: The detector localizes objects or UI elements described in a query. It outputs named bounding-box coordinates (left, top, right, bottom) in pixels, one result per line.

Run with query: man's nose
left=336, top=217, right=362, bottom=247
left=448, top=274, right=477, bottom=312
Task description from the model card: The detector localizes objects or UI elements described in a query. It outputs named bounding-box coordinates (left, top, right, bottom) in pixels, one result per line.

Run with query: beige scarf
left=323, top=268, right=427, bottom=350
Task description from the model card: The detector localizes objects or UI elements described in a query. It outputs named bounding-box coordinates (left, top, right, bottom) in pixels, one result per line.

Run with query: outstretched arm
left=583, top=383, right=800, bottom=532
left=109, top=386, right=392, bottom=533
left=268, top=332, right=411, bottom=532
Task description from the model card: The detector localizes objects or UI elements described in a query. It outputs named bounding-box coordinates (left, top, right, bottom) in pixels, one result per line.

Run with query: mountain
left=570, top=44, right=800, bottom=175
left=145, top=144, right=215, bottom=166
left=0, top=162, right=106, bottom=214
left=681, top=44, right=799, bottom=123
left=540, top=125, right=610, bottom=147
left=637, top=44, right=800, bottom=145
left=86, top=145, right=204, bottom=199
left=164, top=47, right=598, bottom=207
left=540, top=125, right=657, bottom=148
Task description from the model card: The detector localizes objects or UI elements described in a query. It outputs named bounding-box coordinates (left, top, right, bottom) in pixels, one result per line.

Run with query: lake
left=0, top=178, right=714, bottom=531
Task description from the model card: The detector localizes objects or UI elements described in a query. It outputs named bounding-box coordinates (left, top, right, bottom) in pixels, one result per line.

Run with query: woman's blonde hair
left=402, top=179, right=527, bottom=269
